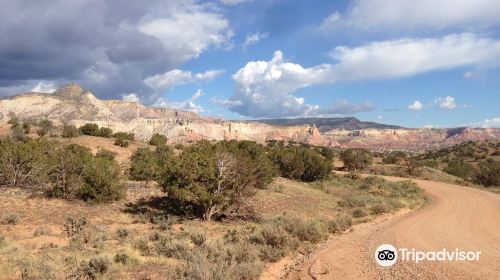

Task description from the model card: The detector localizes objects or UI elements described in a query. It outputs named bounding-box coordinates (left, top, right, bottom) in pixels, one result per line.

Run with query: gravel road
left=285, top=176, right=500, bottom=280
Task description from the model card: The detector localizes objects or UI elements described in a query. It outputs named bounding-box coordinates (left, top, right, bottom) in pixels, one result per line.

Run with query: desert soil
left=284, top=176, right=500, bottom=280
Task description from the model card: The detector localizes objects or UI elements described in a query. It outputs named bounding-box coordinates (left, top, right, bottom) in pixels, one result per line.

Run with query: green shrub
left=47, top=144, right=93, bottom=199
left=7, top=116, right=20, bottom=128
left=79, top=156, right=126, bottom=202
left=95, top=149, right=116, bottom=161
left=444, top=159, right=474, bottom=179
left=129, top=148, right=158, bottom=183
left=473, top=159, right=500, bottom=187
left=12, top=125, right=27, bottom=141
left=149, top=133, right=168, bottom=146
left=268, top=146, right=331, bottom=182
left=62, top=124, right=81, bottom=138
left=326, top=215, right=352, bottom=233
left=114, top=136, right=130, bottom=147
left=340, top=148, right=373, bottom=171
left=79, top=123, right=100, bottom=136
left=36, top=119, right=53, bottom=137
left=98, top=127, right=113, bottom=138
left=114, top=253, right=136, bottom=265
left=113, top=132, right=135, bottom=141
left=0, top=138, right=54, bottom=188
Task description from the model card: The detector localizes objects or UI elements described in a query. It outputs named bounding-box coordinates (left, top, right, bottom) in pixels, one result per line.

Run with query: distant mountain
left=244, top=117, right=403, bottom=133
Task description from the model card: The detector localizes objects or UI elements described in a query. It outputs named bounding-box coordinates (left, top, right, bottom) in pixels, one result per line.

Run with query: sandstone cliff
left=1, top=84, right=498, bottom=150
left=0, top=84, right=328, bottom=145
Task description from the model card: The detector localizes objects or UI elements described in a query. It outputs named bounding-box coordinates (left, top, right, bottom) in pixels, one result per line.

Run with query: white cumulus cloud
left=222, top=51, right=372, bottom=117
left=478, top=117, right=500, bottom=128
left=408, top=101, right=423, bottom=110
left=434, top=96, right=457, bottom=109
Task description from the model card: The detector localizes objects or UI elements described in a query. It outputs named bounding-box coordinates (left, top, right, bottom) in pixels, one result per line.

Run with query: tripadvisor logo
left=375, top=244, right=481, bottom=267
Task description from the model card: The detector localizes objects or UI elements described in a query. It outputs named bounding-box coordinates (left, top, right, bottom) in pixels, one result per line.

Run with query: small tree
left=444, top=159, right=473, bottom=179
left=401, top=154, right=421, bottom=175
left=48, top=144, right=93, bottom=199
left=340, top=149, right=373, bottom=171
left=79, top=156, right=126, bottom=202
left=149, top=133, right=168, bottom=146
left=160, top=142, right=259, bottom=221
left=37, top=119, right=53, bottom=137
left=129, top=148, right=158, bottom=184
left=79, top=123, right=100, bottom=136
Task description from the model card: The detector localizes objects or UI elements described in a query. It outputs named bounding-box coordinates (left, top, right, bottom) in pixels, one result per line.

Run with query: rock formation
left=1, top=83, right=498, bottom=150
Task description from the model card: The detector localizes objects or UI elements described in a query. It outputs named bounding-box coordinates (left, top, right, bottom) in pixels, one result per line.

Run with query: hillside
left=1, top=83, right=499, bottom=150
left=244, top=117, right=402, bottom=133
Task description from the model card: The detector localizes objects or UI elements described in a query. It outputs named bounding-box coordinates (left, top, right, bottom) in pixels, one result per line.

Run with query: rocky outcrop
left=0, top=84, right=326, bottom=145
left=1, top=83, right=498, bottom=150
left=324, top=128, right=500, bottom=150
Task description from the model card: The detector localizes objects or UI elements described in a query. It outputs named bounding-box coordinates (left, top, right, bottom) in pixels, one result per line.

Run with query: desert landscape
left=1, top=1, right=500, bottom=279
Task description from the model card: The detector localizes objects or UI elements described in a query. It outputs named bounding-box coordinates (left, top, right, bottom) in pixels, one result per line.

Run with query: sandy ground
left=283, top=176, right=500, bottom=280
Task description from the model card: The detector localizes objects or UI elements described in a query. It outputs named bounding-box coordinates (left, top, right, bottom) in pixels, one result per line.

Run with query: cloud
left=144, top=69, right=194, bottom=92
left=0, top=0, right=232, bottom=100
left=154, top=89, right=204, bottom=113
left=194, top=69, right=225, bottom=82
left=408, top=101, right=423, bottom=110
left=122, top=93, right=140, bottom=103
left=144, top=68, right=224, bottom=96
left=222, top=51, right=372, bottom=118
left=434, top=96, right=457, bottom=109
left=223, top=32, right=500, bottom=117
left=323, top=0, right=500, bottom=31
left=31, top=82, right=57, bottom=94
left=329, top=33, right=500, bottom=81
left=478, top=117, right=500, bottom=128
left=242, top=32, right=269, bottom=49
left=220, top=0, right=251, bottom=5
left=320, top=12, right=341, bottom=32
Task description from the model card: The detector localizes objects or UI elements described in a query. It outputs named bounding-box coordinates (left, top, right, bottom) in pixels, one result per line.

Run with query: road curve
left=286, top=176, right=500, bottom=280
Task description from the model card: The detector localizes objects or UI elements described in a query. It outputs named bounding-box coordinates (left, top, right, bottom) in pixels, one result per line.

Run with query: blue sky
left=1, top=0, right=500, bottom=128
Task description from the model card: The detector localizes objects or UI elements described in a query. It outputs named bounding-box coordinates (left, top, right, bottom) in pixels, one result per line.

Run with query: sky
left=1, top=0, right=500, bottom=128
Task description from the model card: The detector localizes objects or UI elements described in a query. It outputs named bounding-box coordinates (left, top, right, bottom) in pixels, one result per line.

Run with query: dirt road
left=286, top=176, right=500, bottom=279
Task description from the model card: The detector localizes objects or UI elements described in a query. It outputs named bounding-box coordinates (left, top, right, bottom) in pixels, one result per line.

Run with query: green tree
left=48, top=144, right=93, bottom=199
left=300, top=149, right=332, bottom=182
left=129, top=148, right=158, bottom=184
left=340, top=149, right=373, bottom=171
left=149, top=133, right=168, bottom=146
left=159, top=142, right=260, bottom=221
left=0, top=139, right=54, bottom=188
left=79, top=156, right=126, bottom=202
